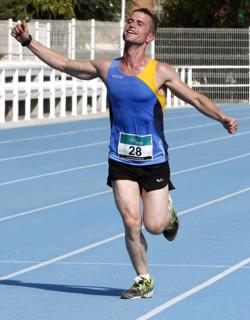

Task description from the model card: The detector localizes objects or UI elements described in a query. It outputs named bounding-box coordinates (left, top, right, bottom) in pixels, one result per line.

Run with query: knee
left=120, top=207, right=142, bottom=234
left=144, top=219, right=166, bottom=235
left=123, top=214, right=141, bottom=231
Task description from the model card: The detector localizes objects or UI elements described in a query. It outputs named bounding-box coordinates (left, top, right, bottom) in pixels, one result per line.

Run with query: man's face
left=123, top=11, right=155, bottom=45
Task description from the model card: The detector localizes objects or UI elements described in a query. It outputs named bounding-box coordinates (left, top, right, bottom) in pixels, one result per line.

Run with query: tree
left=74, top=0, right=135, bottom=21
left=0, top=0, right=28, bottom=20
left=160, top=0, right=250, bottom=28
left=0, top=0, right=135, bottom=21
left=26, top=0, right=76, bottom=20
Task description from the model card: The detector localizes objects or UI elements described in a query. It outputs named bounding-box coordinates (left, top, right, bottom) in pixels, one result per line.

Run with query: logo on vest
left=112, top=74, right=123, bottom=79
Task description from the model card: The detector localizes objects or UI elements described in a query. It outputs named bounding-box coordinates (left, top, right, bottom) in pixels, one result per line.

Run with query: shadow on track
left=0, top=280, right=123, bottom=296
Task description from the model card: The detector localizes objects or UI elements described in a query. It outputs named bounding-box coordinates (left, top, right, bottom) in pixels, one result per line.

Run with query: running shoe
left=163, top=195, right=179, bottom=241
left=121, top=275, right=154, bottom=299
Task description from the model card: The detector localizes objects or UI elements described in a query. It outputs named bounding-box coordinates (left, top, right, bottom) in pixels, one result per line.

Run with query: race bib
left=118, top=132, right=153, bottom=161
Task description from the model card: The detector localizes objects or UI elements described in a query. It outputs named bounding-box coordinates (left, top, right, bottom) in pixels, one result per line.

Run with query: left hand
left=222, top=116, right=238, bottom=134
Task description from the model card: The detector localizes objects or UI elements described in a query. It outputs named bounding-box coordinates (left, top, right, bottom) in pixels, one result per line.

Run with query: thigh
left=112, top=180, right=142, bottom=221
left=142, top=185, right=169, bottom=229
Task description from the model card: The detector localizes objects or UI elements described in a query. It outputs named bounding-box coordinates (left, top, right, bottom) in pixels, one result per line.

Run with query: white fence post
left=0, top=70, right=6, bottom=123
left=91, top=19, right=95, bottom=60
left=37, top=68, right=44, bottom=118
left=71, top=18, right=76, bottom=60
left=46, top=22, right=51, bottom=48
left=8, top=19, right=13, bottom=61
left=12, top=69, right=19, bottom=121
left=24, top=69, right=31, bottom=120
left=187, top=67, right=193, bottom=88
left=49, top=69, right=56, bottom=118
left=120, top=20, right=124, bottom=56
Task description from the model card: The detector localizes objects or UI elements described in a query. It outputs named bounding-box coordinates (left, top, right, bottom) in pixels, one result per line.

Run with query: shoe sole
left=121, top=289, right=154, bottom=299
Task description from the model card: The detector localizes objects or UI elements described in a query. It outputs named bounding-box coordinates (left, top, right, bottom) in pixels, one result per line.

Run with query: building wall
left=133, top=0, right=163, bottom=16
left=134, top=0, right=154, bottom=10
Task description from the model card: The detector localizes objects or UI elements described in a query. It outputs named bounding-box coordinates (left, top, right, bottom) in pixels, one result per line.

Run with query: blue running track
left=0, top=104, right=249, bottom=320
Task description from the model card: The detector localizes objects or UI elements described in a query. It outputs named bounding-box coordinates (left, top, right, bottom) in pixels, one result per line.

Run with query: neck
left=122, top=43, right=148, bottom=69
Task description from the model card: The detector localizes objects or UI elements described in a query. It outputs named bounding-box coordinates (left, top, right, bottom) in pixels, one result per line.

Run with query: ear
left=145, top=32, right=155, bottom=44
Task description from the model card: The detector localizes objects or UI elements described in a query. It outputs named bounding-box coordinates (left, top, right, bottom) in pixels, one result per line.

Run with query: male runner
left=11, top=8, right=238, bottom=299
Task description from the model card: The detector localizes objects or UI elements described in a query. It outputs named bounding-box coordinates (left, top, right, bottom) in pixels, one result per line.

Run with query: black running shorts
left=107, top=159, right=175, bottom=192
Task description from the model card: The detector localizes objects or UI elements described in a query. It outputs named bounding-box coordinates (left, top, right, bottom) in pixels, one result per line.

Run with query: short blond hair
left=131, top=8, right=158, bottom=34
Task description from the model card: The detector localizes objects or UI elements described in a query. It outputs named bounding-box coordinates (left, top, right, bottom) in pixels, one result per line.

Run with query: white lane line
left=0, top=161, right=107, bottom=187
left=1, top=260, right=250, bottom=270
left=170, top=130, right=250, bottom=151
left=178, top=187, right=250, bottom=216
left=1, top=129, right=250, bottom=163
left=0, top=107, right=248, bottom=145
left=172, top=152, right=250, bottom=176
left=136, top=257, right=250, bottom=320
left=0, top=140, right=108, bottom=162
left=0, top=114, right=201, bottom=145
left=0, top=126, right=109, bottom=145
left=166, top=115, right=250, bottom=133
left=0, top=232, right=125, bottom=281
left=0, top=186, right=249, bottom=280
left=0, top=190, right=112, bottom=223
left=1, top=151, right=250, bottom=187
left=0, top=175, right=249, bottom=224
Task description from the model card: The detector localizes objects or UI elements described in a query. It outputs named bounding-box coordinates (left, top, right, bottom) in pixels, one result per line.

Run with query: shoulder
left=155, top=61, right=177, bottom=80
left=154, top=60, right=179, bottom=88
left=92, top=59, right=113, bottom=80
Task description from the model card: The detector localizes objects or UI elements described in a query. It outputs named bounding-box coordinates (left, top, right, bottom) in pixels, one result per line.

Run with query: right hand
left=11, top=20, right=30, bottom=44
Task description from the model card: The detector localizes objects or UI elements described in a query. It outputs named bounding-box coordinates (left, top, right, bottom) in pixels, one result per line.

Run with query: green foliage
left=0, top=0, right=28, bottom=20
left=160, top=0, right=250, bottom=27
left=26, top=0, right=76, bottom=20
left=74, top=0, right=135, bottom=21
left=0, top=0, right=135, bottom=21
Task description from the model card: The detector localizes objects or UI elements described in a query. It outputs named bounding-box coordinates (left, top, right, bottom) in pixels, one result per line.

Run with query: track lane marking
left=136, top=257, right=250, bottom=320
left=0, top=190, right=112, bottom=223
left=0, top=107, right=248, bottom=144
left=1, top=129, right=250, bottom=162
left=0, top=151, right=249, bottom=187
left=0, top=261, right=250, bottom=269
left=0, top=186, right=249, bottom=280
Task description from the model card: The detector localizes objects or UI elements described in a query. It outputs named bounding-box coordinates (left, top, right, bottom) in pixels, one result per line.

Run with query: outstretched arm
left=11, top=21, right=102, bottom=80
left=158, top=63, right=238, bottom=134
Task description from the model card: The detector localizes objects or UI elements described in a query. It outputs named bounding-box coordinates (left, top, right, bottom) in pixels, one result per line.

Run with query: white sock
left=139, top=273, right=150, bottom=280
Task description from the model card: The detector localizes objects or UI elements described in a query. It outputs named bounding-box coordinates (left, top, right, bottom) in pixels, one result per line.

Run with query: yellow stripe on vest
left=136, top=59, right=166, bottom=110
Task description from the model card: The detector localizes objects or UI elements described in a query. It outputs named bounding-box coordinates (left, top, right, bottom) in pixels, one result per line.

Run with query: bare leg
left=112, top=180, right=148, bottom=275
left=142, top=185, right=170, bottom=235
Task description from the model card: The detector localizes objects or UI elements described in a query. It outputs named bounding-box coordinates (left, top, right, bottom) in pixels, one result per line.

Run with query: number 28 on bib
left=118, top=132, right=153, bottom=161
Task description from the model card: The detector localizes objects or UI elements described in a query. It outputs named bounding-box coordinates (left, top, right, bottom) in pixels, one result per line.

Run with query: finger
left=15, top=22, right=24, bottom=34
left=11, top=31, right=17, bottom=38
left=22, top=20, right=29, bottom=33
left=229, top=123, right=238, bottom=134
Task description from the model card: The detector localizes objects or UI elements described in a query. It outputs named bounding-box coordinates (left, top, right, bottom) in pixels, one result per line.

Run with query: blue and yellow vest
left=106, top=58, right=168, bottom=166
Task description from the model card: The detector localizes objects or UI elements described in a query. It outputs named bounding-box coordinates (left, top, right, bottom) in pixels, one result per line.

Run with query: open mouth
left=127, top=29, right=137, bottom=35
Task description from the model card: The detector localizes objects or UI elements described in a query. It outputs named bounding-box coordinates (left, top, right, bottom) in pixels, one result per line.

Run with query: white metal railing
left=167, top=65, right=250, bottom=107
left=0, top=19, right=155, bottom=62
left=0, top=61, right=107, bottom=123
left=1, top=63, right=249, bottom=124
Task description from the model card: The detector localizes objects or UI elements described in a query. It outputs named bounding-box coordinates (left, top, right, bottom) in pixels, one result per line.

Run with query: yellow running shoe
left=163, top=195, right=179, bottom=241
left=121, top=275, right=154, bottom=299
